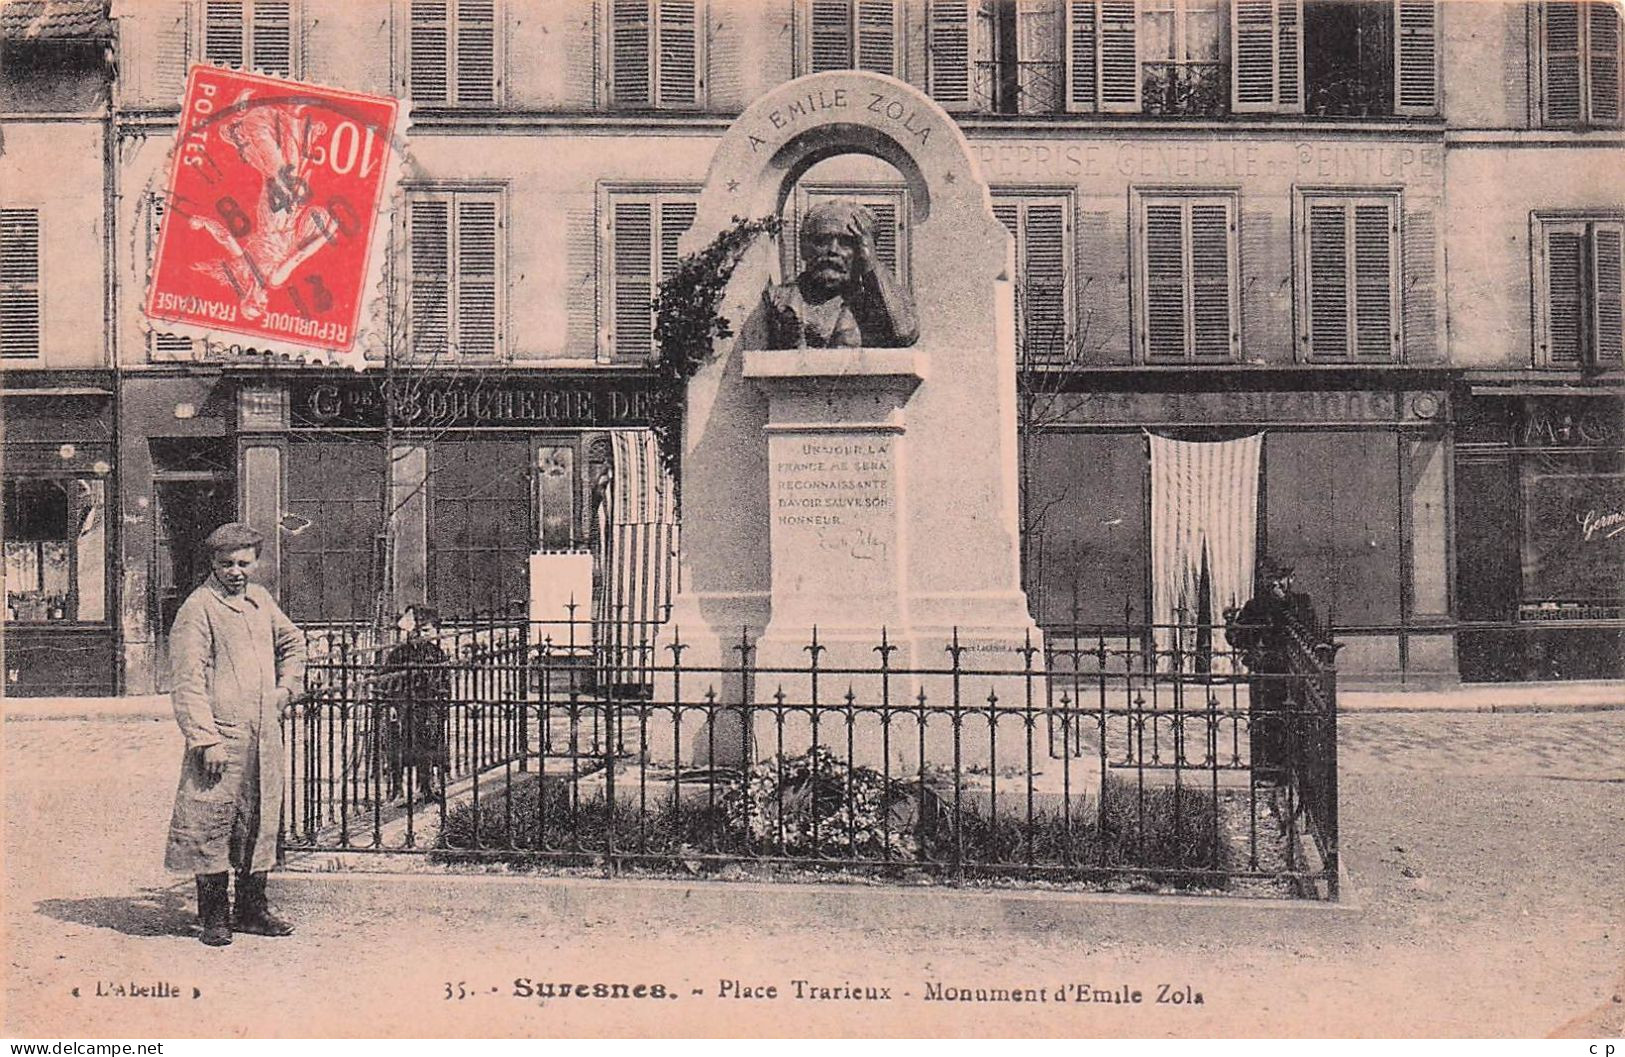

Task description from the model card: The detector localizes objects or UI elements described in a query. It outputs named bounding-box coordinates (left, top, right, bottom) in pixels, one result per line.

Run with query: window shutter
left=411, top=1, right=451, bottom=104
left=612, top=201, right=654, bottom=358
left=1588, top=1, right=1621, bottom=123
left=155, top=3, right=193, bottom=98
left=1064, top=0, right=1099, bottom=111
left=1352, top=202, right=1397, bottom=359
left=1190, top=202, right=1234, bottom=358
left=251, top=1, right=293, bottom=77
left=1544, top=226, right=1585, bottom=364
left=1276, top=0, right=1303, bottom=110
left=1023, top=202, right=1068, bottom=358
left=867, top=199, right=899, bottom=274
left=457, top=0, right=497, bottom=105
left=1143, top=203, right=1187, bottom=359
left=1097, top=0, right=1140, bottom=111
left=993, top=202, right=1023, bottom=348
left=1592, top=221, right=1624, bottom=366
left=657, top=0, right=699, bottom=105
left=1394, top=0, right=1438, bottom=115
left=203, top=0, right=246, bottom=68
left=1545, top=2, right=1584, bottom=124
left=410, top=198, right=452, bottom=358
left=658, top=200, right=697, bottom=283
left=809, top=0, right=855, bottom=71
left=857, top=0, right=898, bottom=74
left=929, top=0, right=974, bottom=108
left=1233, top=0, right=1302, bottom=112
left=612, top=0, right=652, bottom=105
left=1306, top=203, right=1350, bottom=359
left=148, top=197, right=196, bottom=359
left=0, top=209, right=41, bottom=359
left=456, top=198, right=499, bottom=357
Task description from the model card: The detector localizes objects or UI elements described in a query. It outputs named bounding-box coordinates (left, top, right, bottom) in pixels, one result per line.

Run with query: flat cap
left=204, top=522, right=265, bottom=555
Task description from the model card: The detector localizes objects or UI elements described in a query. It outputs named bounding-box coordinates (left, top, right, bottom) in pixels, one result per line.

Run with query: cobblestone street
left=4, top=706, right=1623, bottom=1037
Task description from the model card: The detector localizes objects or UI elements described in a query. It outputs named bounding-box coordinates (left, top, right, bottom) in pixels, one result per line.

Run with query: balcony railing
left=1142, top=61, right=1229, bottom=117
left=971, top=60, right=1065, bottom=115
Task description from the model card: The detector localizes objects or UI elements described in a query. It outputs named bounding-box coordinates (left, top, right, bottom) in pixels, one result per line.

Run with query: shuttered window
left=146, top=196, right=198, bottom=361
left=1061, top=0, right=1140, bottom=111
left=408, top=190, right=504, bottom=359
left=408, top=0, right=500, bottom=106
left=201, top=0, right=297, bottom=77
left=1536, top=217, right=1625, bottom=368
left=608, top=0, right=703, bottom=107
left=1133, top=193, right=1238, bottom=362
left=0, top=208, right=41, bottom=360
left=993, top=194, right=1074, bottom=362
left=605, top=190, right=698, bottom=360
left=801, top=0, right=900, bottom=75
left=1299, top=193, right=1400, bottom=362
left=1231, top=0, right=1301, bottom=112
left=933, top=0, right=1066, bottom=113
left=1543, top=2, right=1623, bottom=125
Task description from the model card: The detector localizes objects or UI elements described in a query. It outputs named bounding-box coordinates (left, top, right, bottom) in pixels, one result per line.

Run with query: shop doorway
left=152, top=445, right=235, bottom=690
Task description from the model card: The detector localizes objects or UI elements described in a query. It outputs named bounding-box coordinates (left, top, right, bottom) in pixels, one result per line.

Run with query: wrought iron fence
left=280, top=616, right=1339, bottom=899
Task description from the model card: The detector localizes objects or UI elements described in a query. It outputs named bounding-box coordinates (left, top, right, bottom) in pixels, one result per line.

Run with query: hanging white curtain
left=594, top=430, right=680, bottom=680
left=1148, top=432, right=1263, bottom=673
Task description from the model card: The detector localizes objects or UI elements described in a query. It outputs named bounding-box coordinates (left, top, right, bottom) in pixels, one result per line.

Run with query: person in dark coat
left=1225, top=561, right=1315, bottom=783
left=384, top=604, right=451, bottom=801
left=165, top=522, right=305, bottom=946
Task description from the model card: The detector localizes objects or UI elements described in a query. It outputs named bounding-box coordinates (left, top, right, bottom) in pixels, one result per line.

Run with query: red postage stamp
left=146, top=66, right=402, bottom=359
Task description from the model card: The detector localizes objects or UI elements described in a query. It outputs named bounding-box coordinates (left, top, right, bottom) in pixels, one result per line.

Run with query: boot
left=195, top=873, right=232, bottom=947
left=233, top=871, right=295, bottom=937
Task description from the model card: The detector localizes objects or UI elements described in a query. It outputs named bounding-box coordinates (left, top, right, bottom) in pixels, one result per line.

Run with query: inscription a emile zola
left=748, top=87, right=935, bottom=152
left=776, top=440, right=894, bottom=554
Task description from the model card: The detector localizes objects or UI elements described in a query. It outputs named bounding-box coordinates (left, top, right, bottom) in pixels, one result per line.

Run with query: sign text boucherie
left=290, top=376, right=657, bottom=429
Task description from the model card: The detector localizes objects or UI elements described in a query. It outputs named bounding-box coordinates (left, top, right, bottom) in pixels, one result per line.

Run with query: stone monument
left=660, top=71, right=1059, bottom=776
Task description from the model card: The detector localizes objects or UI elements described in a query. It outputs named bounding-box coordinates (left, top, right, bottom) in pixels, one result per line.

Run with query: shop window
left=800, top=0, right=901, bottom=76
left=3, top=477, right=106, bottom=624
left=1133, top=191, right=1238, bottom=362
left=993, top=192, right=1074, bottom=362
left=407, top=0, right=500, bottom=106
left=408, top=188, right=504, bottom=359
left=1, top=208, right=40, bottom=360
left=1533, top=215, right=1625, bottom=369
left=201, top=0, right=299, bottom=78
left=1541, top=1, right=1622, bottom=127
left=608, top=0, right=704, bottom=108
left=283, top=443, right=385, bottom=624
left=602, top=187, right=698, bottom=361
left=430, top=441, right=531, bottom=618
left=1296, top=191, right=1400, bottom=362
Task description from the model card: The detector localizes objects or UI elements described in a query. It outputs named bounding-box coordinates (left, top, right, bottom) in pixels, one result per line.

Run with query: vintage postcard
left=1, top=0, right=1621, bottom=1041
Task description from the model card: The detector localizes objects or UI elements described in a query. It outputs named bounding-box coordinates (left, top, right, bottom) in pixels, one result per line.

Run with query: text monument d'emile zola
left=656, top=70, right=1073, bottom=778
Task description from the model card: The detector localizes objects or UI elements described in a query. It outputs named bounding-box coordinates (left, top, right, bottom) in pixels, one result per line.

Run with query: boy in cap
left=164, top=522, right=305, bottom=946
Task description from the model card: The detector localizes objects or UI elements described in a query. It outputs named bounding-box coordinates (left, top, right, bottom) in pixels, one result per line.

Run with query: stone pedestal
left=652, top=70, right=1084, bottom=781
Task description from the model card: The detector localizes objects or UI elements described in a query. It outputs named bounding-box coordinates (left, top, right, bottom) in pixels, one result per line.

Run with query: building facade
left=3, top=0, right=1617, bottom=693
left=1, top=1, right=117, bottom=695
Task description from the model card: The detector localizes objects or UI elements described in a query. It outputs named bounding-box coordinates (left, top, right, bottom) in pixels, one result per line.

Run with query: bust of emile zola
left=763, top=200, right=920, bottom=350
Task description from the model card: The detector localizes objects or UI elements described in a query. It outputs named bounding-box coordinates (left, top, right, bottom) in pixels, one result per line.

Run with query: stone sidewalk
left=4, top=707, right=1624, bottom=1038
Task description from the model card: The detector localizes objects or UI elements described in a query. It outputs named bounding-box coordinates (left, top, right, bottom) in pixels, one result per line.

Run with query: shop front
left=3, top=372, right=118, bottom=696
left=1020, top=371, right=1455, bottom=685
left=253, top=371, right=666, bottom=631
left=1455, top=391, right=1625, bottom=682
